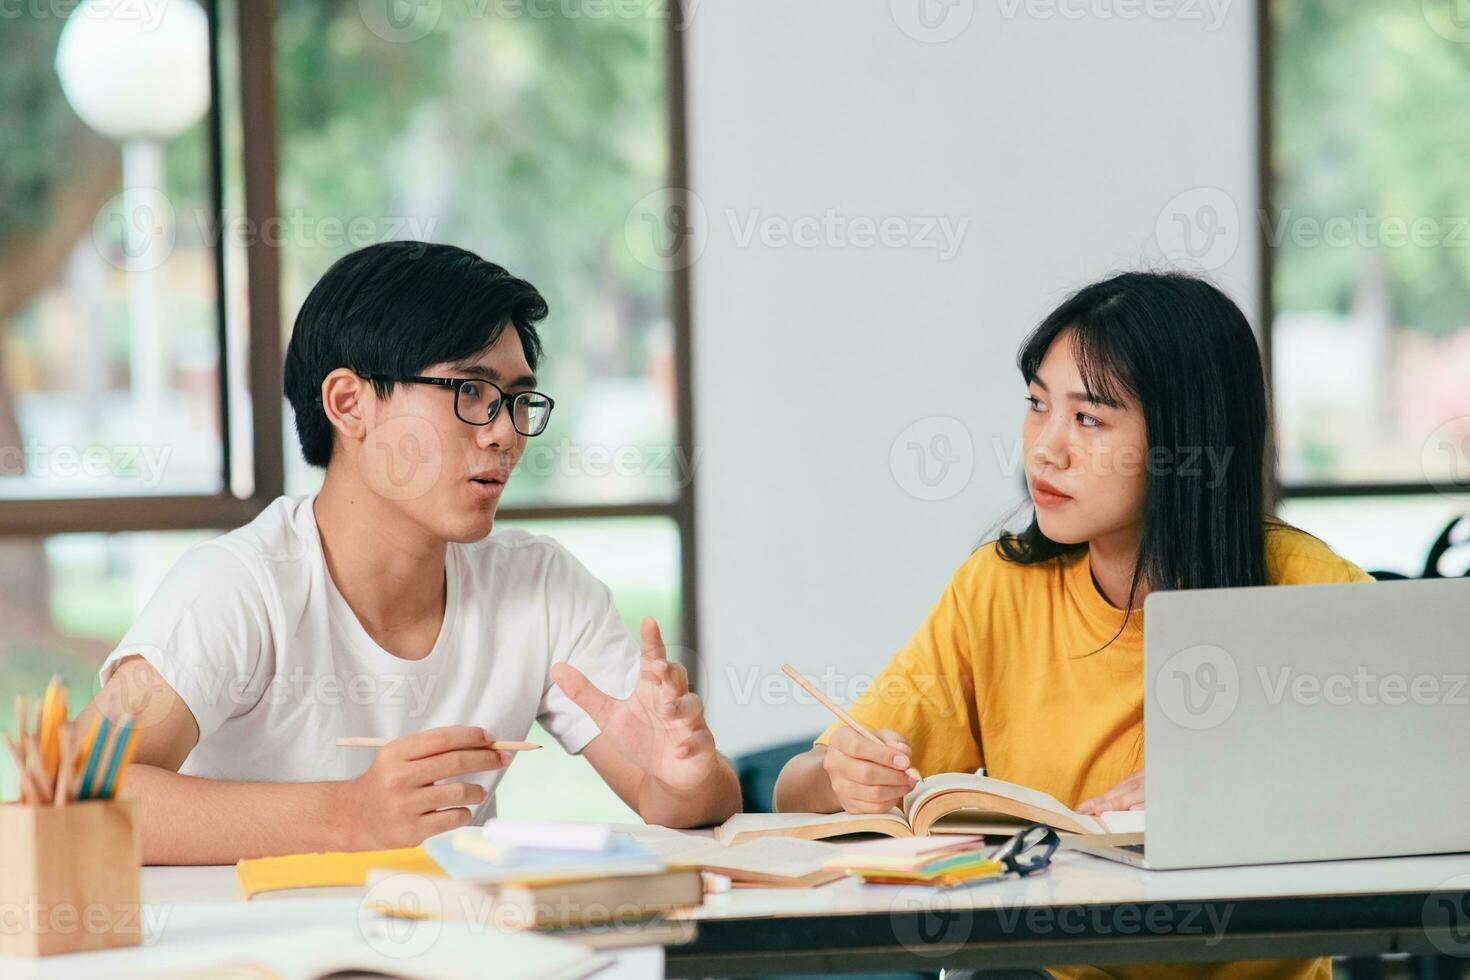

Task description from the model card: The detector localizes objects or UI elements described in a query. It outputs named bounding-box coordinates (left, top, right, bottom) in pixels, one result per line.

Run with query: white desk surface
left=682, top=848, right=1470, bottom=920
left=9, top=833, right=1468, bottom=978
left=4, top=868, right=664, bottom=980
left=136, top=845, right=1470, bottom=921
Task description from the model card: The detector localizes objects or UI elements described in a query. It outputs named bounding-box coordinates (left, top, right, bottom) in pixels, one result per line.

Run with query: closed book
left=365, top=867, right=705, bottom=931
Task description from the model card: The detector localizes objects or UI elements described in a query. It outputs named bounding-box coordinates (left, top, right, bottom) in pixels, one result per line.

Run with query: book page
left=1096, top=810, right=1146, bottom=835
left=664, top=837, right=843, bottom=879
left=903, top=772, right=1105, bottom=835
left=715, top=810, right=910, bottom=844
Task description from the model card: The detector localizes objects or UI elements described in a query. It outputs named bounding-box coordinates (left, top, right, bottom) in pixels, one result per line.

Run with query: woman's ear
left=321, top=369, right=371, bottom=450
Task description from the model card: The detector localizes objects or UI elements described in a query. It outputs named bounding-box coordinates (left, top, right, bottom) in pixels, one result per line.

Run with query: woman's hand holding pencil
left=822, top=726, right=919, bottom=814
left=781, top=663, right=921, bottom=815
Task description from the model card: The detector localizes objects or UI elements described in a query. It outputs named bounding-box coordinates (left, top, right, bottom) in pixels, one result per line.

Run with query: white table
left=666, top=848, right=1470, bottom=976
left=9, top=846, right=1470, bottom=978
left=2, top=864, right=666, bottom=980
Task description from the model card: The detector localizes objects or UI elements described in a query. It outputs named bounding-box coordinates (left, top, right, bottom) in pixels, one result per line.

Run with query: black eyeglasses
left=359, top=373, right=555, bottom=437
left=991, top=824, right=1059, bottom=877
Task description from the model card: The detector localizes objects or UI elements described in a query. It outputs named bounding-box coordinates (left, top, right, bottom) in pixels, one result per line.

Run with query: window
left=1267, top=0, right=1470, bottom=571
left=0, top=2, right=265, bottom=514
left=273, top=0, right=685, bottom=508
left=0, top=1, right=697, bottom=814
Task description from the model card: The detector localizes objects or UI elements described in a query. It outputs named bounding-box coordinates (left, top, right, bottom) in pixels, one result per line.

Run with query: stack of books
left=369, top=821, right=704, bottom=930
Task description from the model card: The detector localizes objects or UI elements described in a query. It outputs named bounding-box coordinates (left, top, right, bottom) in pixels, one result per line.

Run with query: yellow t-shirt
left=816, top=525, right=1373, bottom=980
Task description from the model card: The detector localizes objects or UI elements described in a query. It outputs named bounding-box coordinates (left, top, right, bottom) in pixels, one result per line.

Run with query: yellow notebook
left=236, top=846, right=445, bottom=900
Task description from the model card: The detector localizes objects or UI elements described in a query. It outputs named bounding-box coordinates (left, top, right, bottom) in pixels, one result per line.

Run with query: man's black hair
left=283, top=241, right=547, bottom=467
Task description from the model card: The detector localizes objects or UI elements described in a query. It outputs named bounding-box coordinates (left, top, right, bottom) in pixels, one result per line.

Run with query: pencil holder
left=0, top=799, right=142, bottom=957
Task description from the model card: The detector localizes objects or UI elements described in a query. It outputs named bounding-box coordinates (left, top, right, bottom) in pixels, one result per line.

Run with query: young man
left=84, top=242, right=740, bottom=864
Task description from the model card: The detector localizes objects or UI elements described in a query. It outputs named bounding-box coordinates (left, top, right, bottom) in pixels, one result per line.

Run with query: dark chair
left=1365, top=515, right=1469, bottom=980
left=734, top=736, right=816, bottom=813
left=1368, top=515, right=1469, bottom=581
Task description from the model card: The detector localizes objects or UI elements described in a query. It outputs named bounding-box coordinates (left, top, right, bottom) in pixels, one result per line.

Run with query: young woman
left=774, top=270, right=1371, bottom=980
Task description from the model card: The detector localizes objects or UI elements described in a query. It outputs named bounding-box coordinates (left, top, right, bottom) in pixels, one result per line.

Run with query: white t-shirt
left=99, top=495, right=640, bottom=821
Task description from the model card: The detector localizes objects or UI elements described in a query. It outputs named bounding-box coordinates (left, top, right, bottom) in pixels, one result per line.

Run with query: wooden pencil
left=4, top=734, right=43, bottom=805
left=781, top=663, right=923, bottom=781
left=334, top=736, right=541, bottom=751
left=54, top=721, right=73, bottom=806
left=22, top=733, right=52, bottom=805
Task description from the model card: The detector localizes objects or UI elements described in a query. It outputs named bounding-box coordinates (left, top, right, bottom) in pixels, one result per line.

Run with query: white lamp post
left=55, top=0, right=210, bottom=453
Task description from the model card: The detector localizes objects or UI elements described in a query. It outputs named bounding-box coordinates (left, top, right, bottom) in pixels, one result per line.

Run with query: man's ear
left=321, top=369, right=372, bottom=450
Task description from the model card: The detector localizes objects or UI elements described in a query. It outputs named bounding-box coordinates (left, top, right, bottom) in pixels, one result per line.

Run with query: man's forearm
left=637, top=755, right=741, bottom=829
left=122, top=764, right=356, bottom=865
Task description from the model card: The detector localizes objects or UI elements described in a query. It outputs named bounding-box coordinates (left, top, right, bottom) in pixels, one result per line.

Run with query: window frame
left=0, top=0, right=285, bottom=533
left=1258, top=0, right=1470, bottom=504
left=0, top=0, right=704, bottom=688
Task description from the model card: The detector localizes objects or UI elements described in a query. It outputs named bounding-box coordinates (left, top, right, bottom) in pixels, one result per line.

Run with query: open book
left=168, top=923, right=607, bottom=980
left=639, top=834, right=847, bottom=887
left=717, top=771, right=1145, bottom=844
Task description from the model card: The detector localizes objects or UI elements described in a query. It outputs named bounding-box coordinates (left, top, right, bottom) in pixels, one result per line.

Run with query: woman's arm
left=774, top=727, right=916, bottom=814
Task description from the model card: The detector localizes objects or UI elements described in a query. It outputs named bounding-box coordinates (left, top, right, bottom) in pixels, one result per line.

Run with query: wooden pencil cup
left=0, top=799, right=142, bottom=957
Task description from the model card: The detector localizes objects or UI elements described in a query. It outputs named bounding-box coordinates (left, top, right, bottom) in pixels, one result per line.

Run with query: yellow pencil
left=781, top=663, right=923, bottom=781
left=38, top=676, right=63, bottom=782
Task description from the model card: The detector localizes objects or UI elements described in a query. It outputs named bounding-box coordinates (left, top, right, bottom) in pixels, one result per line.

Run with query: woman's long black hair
left=997, top=271, right=1274, bottom=609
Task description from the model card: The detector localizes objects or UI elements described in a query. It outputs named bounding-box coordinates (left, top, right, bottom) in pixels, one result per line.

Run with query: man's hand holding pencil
left=336, top=726, right=512, bottom=849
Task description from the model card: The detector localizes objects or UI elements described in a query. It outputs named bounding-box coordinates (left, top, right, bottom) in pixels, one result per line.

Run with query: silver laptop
left=1068, top=576, right=1470, bottom=870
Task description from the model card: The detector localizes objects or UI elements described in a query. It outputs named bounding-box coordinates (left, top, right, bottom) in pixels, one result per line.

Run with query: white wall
left=684, top=0, right=1261, bottom=755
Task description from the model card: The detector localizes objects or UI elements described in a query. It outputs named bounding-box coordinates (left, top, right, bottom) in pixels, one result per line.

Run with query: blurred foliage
left=1273, top=0, right=1470, bottom=336
left=275, top=0, right=667, bottom=337
left=0, top=5, right=210, bottom=249
left=0, top=11, right=80, bottom=240
left=274, top=0, right=674, bottom=501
